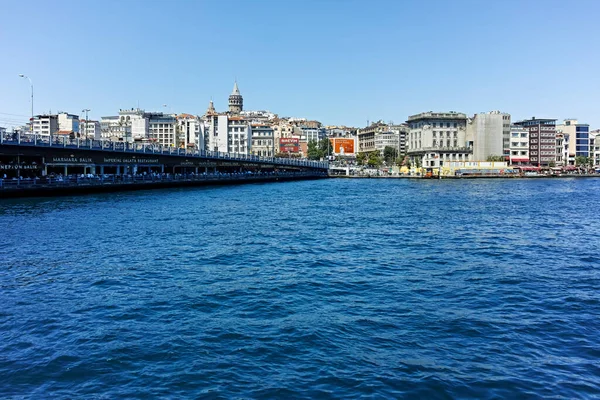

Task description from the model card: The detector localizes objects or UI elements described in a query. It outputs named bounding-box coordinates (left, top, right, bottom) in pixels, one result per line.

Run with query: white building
left=407, top=111, right=471, bottom=168
left=508, top=125, right=529, bottom=165
left=177, top=114, right=204, bottom=149
left=374, top=131, right=400, bottom=155
left=32, top=114, right=59, bottom=138
left=250, top=123, right=275, bottom=157
left=466, top=111, right=510, bottom=161
left=100, top=116, right=121, bottom=140
left=300, top=126, right=326, bottom=144
left=593, top=131, right=600, bottom=168
left=148, top=113, right=177, bottom=147
left=119, top=108, right=148, bottom=142
left=80, top=120, right=101, bottom=139
left=57, top=112, right=80, bottom=135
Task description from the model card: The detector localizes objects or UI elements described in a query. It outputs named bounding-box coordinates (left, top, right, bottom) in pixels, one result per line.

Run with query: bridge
left=0, top=134, right=328, bottom=178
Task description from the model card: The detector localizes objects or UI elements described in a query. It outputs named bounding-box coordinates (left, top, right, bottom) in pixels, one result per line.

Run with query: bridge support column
left=161, top=165, right=165, bottom=173
left=133, top=164, right=138, bottom=175
left=195, top=167, right=198, bottom=174
left=42, top=157, right=47, bottom=176
left=64, top=165, right=68, bottom=176
left=116, top=166, right=121, bottom=175
left=90, top=165, right=96, bottom=175
left=100, top=166, right=104, bottom=175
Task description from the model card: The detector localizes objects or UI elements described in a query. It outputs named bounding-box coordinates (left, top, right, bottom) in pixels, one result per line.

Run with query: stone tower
left=228, top=81, right=243, bottom=114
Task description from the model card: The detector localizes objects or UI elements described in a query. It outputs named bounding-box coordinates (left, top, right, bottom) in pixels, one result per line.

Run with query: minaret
left=205, top=99, right=216, bottom=116
left=228, top=81, right=243, bottom=114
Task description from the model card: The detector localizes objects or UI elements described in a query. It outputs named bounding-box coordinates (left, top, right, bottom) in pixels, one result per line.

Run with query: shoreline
left=330, top=174, right=600, bottom=180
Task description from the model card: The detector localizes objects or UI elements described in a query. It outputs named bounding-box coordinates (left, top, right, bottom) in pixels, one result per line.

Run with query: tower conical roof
left=232, top=81, right=240, bottom=95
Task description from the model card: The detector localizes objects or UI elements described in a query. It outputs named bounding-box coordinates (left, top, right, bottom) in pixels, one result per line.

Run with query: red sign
left=279, top=138, right=299, bottom=153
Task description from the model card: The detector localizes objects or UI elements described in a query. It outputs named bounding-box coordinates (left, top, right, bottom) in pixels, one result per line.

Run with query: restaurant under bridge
left=0, top=134, right=328, bottom=178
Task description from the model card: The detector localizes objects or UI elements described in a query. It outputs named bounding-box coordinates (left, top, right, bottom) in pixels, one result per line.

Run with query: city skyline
left=1, top=0, right=599, bottom=129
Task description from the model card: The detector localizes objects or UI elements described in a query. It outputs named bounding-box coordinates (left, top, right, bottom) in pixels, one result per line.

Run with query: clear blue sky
left=1, top=0, right=599, bottom=129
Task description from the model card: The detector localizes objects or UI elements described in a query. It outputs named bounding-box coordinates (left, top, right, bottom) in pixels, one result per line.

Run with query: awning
left=510, top=158, right=529, bottom=162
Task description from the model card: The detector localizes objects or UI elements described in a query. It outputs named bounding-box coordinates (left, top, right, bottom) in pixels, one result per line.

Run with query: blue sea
left=1, top=178, right=599, bottom=398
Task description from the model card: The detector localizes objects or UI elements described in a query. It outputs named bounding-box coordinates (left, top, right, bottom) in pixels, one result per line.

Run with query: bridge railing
left=0, top=133, right=328, bottom=170
left=0, top=170, right=328, bottom=191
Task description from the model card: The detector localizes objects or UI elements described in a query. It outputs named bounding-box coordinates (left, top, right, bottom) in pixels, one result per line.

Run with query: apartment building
left=250, top=123, right=275, bottom=157
left=508, top=125, right=529, bottom=165
left=513, top=117, right=556, bottom=167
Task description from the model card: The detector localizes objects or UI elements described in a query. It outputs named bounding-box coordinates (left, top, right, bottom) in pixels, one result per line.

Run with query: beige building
left=358, top=121, right=388, bottom=154
left=407, top=111, right=471, bottom=169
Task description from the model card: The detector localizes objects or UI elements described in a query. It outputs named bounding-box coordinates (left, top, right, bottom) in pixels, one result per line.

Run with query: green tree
left=307, top=140, right=321, bottom=160
left=356, top=152, right=367, bottom=165
left=367, top=150, right=382, bottom=167
left=549, top=161, right=556, bottom=168
left=318, top=138, right=333, bottom=158
left=575, top=156, right=591, bottom=167
left=486, top=155, right=505, bottom=162
left=383, top=146, right=398, bottom=164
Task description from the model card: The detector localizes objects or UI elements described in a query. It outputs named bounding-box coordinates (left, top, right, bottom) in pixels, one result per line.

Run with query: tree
left=383, top=146, right=397, bottom=164
left=367, top=150, right=382, bottom=168
left=318, top=138, right=333, bottom=158
left=307, top=140, right=321, bottom=160
left=549, top=161, right=556, bottom=168
left=575, top=156, right=591, bottom=167
left=356, top=152, right=367, bottom=165
left=487, top=155, right=505, bottom=162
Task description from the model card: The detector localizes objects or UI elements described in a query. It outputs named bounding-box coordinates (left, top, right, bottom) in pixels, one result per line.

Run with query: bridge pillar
left=161, top=165, right=165, bottom=173
left=64, top=165, right=68, bottom=176
left=133, top=164, right=138, bottom=175
left=100, top=166, right=104, bottom=175
left=90, top=165, right=96, bottom=175
left=116, top=166, right=121, bottom=175
left=195, top=167, right=198, bottom=174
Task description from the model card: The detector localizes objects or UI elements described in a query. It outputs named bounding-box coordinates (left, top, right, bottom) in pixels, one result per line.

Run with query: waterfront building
left=80, top=120, right=101, bottom=139
left=374, top=130, right=400, bottom=156
left=513, top=117, right=556, bottom=167
left=228, top=82, right=243, bottom=114
left=466, top=111, right=510, bottom=161
left=391, top=124, right=409, bottom=155
left=508, top=125, right=529, bottom=165
left=32, top=114, right=59, bottom=138
left=555, top=132, right=569, bottom=167
left=556, top=119, right=590, bottom=163
left=250, top=123, right=275, bottom=157
left=593, top=131, right=600, bottom=167
left=357, top=121, right=388, bottom=154
left=406, top=111, right=470, bottom=168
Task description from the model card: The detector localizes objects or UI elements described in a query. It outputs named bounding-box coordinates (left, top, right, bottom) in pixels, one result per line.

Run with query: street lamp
left=82, top=109, right=90, bottom=138
left=19, top=74, right=33, bottom=138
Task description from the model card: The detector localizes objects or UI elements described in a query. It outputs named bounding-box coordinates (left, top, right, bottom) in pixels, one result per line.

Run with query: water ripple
left=1, top=179, right=600, bottom=398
